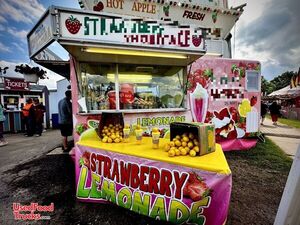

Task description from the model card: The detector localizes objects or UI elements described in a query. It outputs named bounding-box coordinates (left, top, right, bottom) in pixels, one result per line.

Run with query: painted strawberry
left=82, top=151, right=91, bottom=168
left=214, top=108, right=231, bottom=120
left=188, top=182, right=208, bottom=201
left=250, top=96, right=257, bottom=106
left=93, top=1, right=104, bottom=11
left=229, top=107, right=239, bottom=122
left=65, top=15, right=82, bottom=34
left=212, top=12, right=217, bottom=23
left=163, top=5, right=170, bottom=16
left=192, top=35, right=202, bottom=47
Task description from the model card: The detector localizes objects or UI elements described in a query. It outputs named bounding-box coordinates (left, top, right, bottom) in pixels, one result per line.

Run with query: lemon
left=114, top=138, right=120, bottom=143
left=189, top=150, right=196, bottom=157
left=238, top=99, right=252, bottom=117
left=165, top=143, right=171, bottom=151
left=193, top=139, right=199, bottom=146
left=109, top=124, right=113, bottom=128
left=189, top=133, right=195, bottom=139
left=103, top=126, right=107, bottom=129
left=168, top=149, right=175, bottom=157
left=182, top=136, right=189, bottom=142
left=102, top=137, right=108, bottom=143
left=184, top=146, right=190, bottom=152
left=181, top=141, right=187, bottom=147
left=107, top=137, right=113, bottom=143
left=111, top=134, right=116, bottom=140
left=170, top=141, right=175, bottom=147
left=182, top=133, right=188, bottom=137
left=193, top=146, right=200, bottom=152
left=175, top=135, right=181, bottom=140
left=178, top=146, right=184, bottom=151
left=188, top=142, right=194, bottom=149
left=175, top=140, right=181, bottom=147
left=180, top=148, right=188, bottom=156
left=170, top=146, right=177, bottom=151
left=175, top=149, right=181, bottom=156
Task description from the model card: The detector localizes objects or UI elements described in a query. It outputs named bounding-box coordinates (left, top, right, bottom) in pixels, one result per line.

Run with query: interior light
left=205, top=52, right=222, bottom=57
left=82, top=47, right=188, bottom=59
left=107, top=73, right=152, bottom=83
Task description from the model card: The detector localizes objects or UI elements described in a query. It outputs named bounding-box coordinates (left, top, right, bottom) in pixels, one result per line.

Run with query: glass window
left=246, top=71, right=260, bottom=91
left=80, top=63, right=115, bottom=111
left=79, top=63, right=185, bottom=112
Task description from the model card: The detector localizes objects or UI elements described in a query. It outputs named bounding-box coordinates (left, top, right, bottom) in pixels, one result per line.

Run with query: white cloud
left=228, top=0, right=299, bottom=80
left=0, top=15, right=7, bottom=23
left=12, top=42, right=26, bottom=53
left=0, top=0, right=45, bottom=24
left=7, top=27, right=29, bottom=41
left=0, top=42, right=11, bottom=53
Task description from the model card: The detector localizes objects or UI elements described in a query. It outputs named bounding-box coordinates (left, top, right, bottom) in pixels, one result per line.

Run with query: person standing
left=0, top=102, right=8, bottom=146
left=33, top=99, right=46, bottom=137
left=58, top=90, right=73, bottom=151
left=260, top=101, right=269, bottom=125
left=22, top=98, right=35, bottom=136
left=269, top=101, right=281, bottom=125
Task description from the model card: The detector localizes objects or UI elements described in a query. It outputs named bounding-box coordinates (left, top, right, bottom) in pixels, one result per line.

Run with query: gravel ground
left=0, top=151, right=290, bottom=225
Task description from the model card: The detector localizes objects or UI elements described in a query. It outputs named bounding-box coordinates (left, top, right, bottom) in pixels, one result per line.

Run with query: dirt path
left=0, top=150, right=290, bottom=224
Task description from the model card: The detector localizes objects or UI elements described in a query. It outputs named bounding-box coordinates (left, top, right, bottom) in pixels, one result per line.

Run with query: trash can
left=52, top=113, right=59, bottom=129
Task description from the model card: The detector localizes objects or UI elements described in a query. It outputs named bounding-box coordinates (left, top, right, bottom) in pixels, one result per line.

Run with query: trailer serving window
left=79, top=63, right=186, bottom=113
left=245, top=70, right=260, bottom=92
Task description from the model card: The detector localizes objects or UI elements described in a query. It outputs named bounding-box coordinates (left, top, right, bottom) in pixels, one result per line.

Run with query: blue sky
left=0, top=0, right=299, bottom=88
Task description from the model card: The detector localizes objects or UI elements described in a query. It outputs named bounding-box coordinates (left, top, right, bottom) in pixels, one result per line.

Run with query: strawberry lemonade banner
left=59, top=12, right=205, bottom=52
left=75, top=144, right=231, bottom=225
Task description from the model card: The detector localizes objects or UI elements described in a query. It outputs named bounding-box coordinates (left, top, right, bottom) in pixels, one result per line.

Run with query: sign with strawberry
left=65, top=15, right=82, bottom=34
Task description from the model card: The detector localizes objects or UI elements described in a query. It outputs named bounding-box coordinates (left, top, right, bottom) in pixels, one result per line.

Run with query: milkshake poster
left=75, top=145, right=232, bottom=225
left=188, top=58, right=261, bottom=141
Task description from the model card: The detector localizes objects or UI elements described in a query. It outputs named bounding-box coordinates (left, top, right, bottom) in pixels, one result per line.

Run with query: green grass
left=266, top=114, right=300, bottom=128
left=225, top=137, right=292, bottom=172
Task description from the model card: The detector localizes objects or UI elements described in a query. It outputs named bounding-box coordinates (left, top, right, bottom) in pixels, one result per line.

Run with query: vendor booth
left=0, top=78, right=50, bottom=132
left=27, top=0, right=246, bottom=224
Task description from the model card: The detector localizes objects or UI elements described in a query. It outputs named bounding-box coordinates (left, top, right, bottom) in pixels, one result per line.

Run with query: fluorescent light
left=205, top=52, right=222, bottom=57
left=107, top=73, right=152, bottom=83
left=82, top=47, right=188, bottom=59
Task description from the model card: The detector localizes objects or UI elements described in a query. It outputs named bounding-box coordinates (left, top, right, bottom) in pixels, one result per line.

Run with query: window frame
left=78, top=62, right=188, bottom=113
left=245, top=70, right=260, bottom=92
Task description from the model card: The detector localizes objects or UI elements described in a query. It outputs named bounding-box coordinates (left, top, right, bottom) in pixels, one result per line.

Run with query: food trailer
left=28, top=1, right=246, bottom=224
left=0, top=77, right=50, bottom=132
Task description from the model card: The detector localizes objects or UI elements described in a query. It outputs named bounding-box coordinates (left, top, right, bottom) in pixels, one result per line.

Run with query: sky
left=0, top=0, right=299, bottom=89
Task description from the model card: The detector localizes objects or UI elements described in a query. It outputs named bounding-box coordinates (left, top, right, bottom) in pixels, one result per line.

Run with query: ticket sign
left=60, top=12, right=205, bottom=53
left=4, top=78, right=29, bottom=91
left=79, top=0, right=241, bottom=37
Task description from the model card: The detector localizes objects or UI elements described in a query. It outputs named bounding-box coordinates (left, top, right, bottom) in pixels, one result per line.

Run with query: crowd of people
left=22, top=98, right=46, bottom=137
left=261, top=101, right=282, bottom=125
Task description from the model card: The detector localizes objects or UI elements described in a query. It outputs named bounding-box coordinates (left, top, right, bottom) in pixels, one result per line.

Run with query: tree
left=261, top=76, right=275, bottom=95
left=270, top=71, right=296, bottom=92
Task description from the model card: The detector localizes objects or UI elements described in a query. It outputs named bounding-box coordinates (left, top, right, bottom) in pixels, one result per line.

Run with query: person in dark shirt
left=33, top=99, right=46, bottom=137
left=269, top=101, right=281, bottom=125
left=58, top=90, right=73, bottom=151
left=260, top=101, right=269, bottom=125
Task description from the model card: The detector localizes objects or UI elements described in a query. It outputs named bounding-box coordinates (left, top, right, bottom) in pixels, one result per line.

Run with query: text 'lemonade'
left=190, top=83, right=208, bottom=122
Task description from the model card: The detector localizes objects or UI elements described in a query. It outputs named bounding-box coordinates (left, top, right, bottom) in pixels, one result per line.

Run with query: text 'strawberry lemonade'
left=190, top=83, right=209, bottom=122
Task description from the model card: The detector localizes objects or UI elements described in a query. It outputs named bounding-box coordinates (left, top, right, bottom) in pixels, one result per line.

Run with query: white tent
left=269, top=86, right=290, bottom=96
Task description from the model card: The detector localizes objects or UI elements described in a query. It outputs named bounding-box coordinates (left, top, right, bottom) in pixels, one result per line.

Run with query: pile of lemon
left=165, top=133, right=200, bottom=157
left=101, top=124, right=123, bottom=143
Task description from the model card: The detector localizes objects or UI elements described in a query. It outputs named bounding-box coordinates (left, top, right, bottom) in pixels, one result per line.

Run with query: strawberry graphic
left=163, top=5, right=170, bottom=17
left=183, top=172, right=211, bottom=201
left=214, top=108, right=231, bottom=120
left=192, top=35, right=202, bottom=47
left=250, top=96, right=257, bottom=106
left=93, top=1, right=104, bottom=11
left=212, top=12, right=217, bottom=23
left=65, top=15, right=82, bottom=34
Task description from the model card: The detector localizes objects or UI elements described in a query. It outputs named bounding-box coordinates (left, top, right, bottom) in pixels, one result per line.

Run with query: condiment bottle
left=135, top=125, right=143, bottom=144
left=152, top=127, right=160, bottom=149
left=123, top=124, right=130, bottom=143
